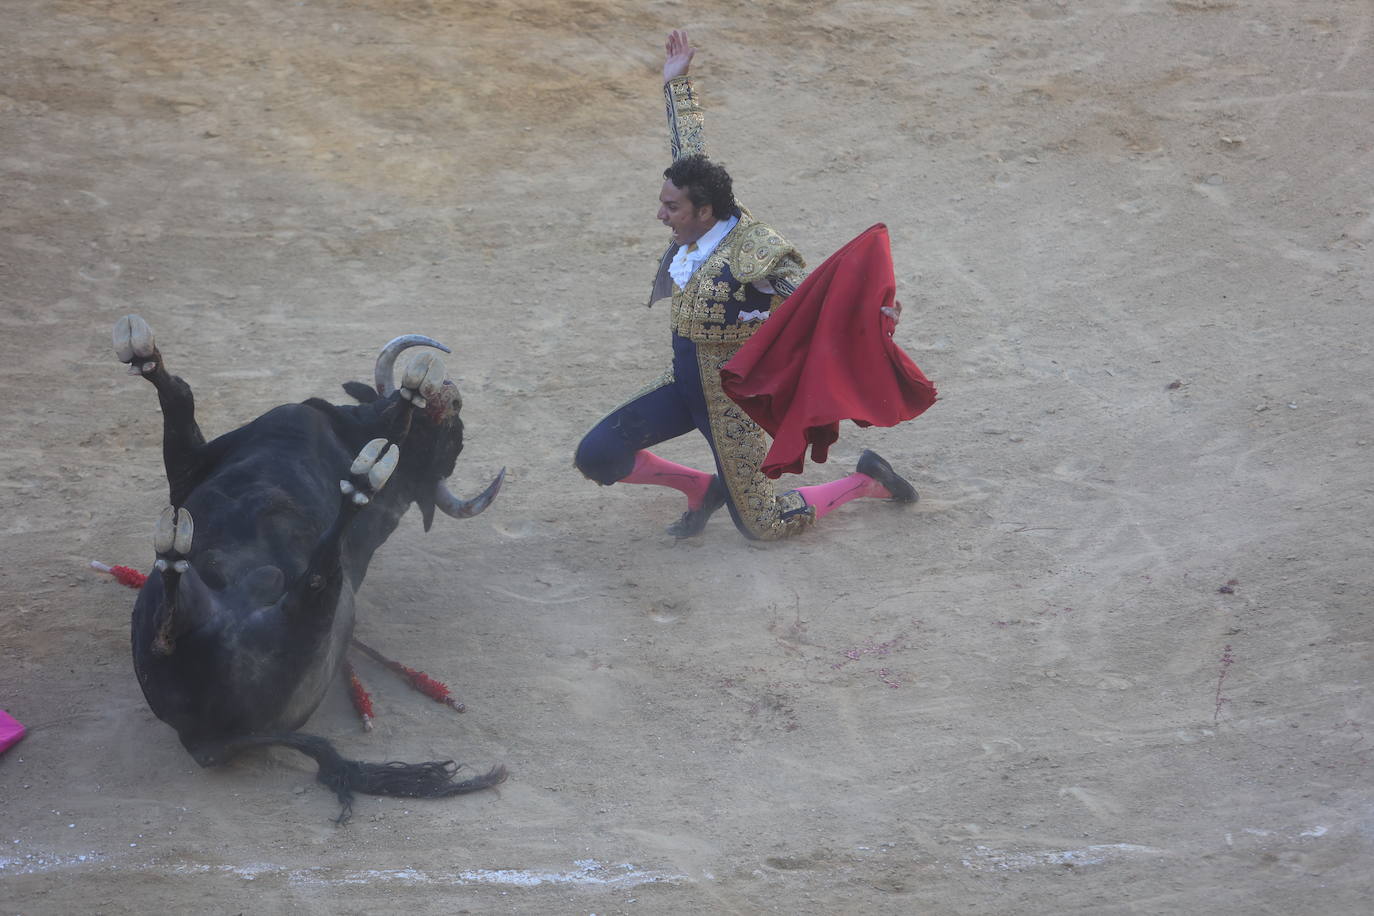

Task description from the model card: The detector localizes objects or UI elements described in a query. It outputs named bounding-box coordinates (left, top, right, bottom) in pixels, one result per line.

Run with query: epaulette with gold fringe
left=730, top=221, right=800, bottom=284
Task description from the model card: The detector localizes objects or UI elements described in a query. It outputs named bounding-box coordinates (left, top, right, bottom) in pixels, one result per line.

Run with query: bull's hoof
left=398, top=352, right=447, bottom=410
left=151, top=505, right=195, bottom=654
left=153, top=505, right=194, bottom=574
left=340, top=438, right=399, bottom=507
left=114, top=314, right=159, bottom=375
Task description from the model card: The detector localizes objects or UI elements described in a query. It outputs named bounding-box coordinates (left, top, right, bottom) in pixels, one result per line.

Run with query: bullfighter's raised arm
left=663, top=28, right=704, bottom=161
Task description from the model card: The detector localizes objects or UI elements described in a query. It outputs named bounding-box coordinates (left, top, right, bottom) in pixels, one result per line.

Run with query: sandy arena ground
left=2, top=1, right=1372, bottom=913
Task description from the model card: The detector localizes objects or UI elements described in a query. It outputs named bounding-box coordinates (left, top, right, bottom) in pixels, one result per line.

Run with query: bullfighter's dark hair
left=664, top=153, right=738, bottom=220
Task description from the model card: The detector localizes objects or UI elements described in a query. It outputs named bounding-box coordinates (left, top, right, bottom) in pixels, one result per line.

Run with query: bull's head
left=366, top=335, right=504, bottom=531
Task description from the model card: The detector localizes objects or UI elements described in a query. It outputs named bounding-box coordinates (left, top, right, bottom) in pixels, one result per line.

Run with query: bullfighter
left=575, top=29, right=928, bottom=541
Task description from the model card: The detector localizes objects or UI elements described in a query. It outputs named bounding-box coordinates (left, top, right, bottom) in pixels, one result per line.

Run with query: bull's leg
left=341, top=438, right=401, bottom=511
left=113, top=315, right=206, bottom=507
left=288, top=439, right=400, bottom=614
left=150, top=505, right=195, bottom=655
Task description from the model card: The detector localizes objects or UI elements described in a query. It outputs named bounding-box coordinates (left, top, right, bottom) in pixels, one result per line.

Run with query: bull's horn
left=434, top=468, right=506, bottom=518
left=374, top=334, right=452, bottom=396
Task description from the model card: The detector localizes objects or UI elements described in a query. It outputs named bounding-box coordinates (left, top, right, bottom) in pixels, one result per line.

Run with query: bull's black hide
left=114, top=315, right=506, bottom=822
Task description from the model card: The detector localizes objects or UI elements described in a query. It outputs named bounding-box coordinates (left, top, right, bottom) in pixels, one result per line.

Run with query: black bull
left=114, top=315, right=506, bottom=820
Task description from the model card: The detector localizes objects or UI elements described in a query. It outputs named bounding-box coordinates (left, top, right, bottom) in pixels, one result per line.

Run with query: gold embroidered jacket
left=659, top=76, right=807, bottom=344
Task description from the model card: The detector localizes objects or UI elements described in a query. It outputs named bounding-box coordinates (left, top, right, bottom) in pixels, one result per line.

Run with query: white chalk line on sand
left=962, top=821, right=1339, bottom=872
left=961, top=843, right=1165, bottom=872
left=0, top=852, right=684, bottom=889
left=286, top=859, right=688, bottom=888
left=0, top=851, right=108, bottom=875
left=4, top=827, right=1337, bottom=883
left=3, top=845, right=1164, bottom=882
left=483, top=583, right=595, bottom=605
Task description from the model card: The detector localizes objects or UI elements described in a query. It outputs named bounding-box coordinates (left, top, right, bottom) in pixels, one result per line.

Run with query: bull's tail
left=218, top=733, right=507, bottom=824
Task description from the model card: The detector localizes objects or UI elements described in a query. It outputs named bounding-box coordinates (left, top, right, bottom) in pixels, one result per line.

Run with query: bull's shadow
left=114, top=315, right=506, bottom=822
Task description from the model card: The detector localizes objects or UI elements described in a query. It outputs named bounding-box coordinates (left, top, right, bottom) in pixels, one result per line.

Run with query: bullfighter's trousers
left=575, top=333, right=815, bottom=541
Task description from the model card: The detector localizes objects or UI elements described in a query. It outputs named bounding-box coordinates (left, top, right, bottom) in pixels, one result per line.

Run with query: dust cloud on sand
left=2, top=1, right=1372, bottom=913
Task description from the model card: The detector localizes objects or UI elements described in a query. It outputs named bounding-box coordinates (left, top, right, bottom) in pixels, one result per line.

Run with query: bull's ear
left=417, top=492, right=437, bottom=532
left=342, top=381, right=379, bottom=403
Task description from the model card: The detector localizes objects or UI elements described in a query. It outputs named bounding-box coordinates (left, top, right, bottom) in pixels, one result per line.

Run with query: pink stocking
left=795, top=472, right=890, bottom=520
left=619, top=450, right=715, bottom=509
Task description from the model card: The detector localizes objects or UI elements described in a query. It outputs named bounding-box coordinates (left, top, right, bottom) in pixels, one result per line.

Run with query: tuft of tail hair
left=220, top=733, right=507, bottom=824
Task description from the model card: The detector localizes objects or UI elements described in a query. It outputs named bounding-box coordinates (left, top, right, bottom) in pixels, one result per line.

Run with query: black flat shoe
left=666, top=476, right=727, bottom=538
left=856, top=450, right=918, bottom=503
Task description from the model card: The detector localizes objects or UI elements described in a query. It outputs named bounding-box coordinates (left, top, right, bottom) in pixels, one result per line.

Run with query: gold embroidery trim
left=730, top=223, right=802, bottom=284
left=669, top=216, right=806, bottom=343
left=610, top=365, right=674, bottom=415
left=666, top=76, right=705, bottom=160
left=694, top=341, right=814, bottom=541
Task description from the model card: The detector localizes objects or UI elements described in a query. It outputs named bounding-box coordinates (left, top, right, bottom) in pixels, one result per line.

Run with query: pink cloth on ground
left=0, top=708, right=25, bottom=756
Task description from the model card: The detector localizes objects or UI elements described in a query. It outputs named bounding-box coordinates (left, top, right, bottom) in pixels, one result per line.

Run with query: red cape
left=719, top=223, right=937, bottom=479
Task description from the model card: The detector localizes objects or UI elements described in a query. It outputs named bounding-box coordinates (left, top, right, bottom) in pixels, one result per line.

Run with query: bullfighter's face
left=658, top=179, right=717, bottom=247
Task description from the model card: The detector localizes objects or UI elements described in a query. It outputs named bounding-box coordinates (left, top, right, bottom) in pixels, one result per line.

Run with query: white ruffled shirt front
left=668, top=215, right=736, bottom=287
left=668, top=215, right=776, bottom=301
